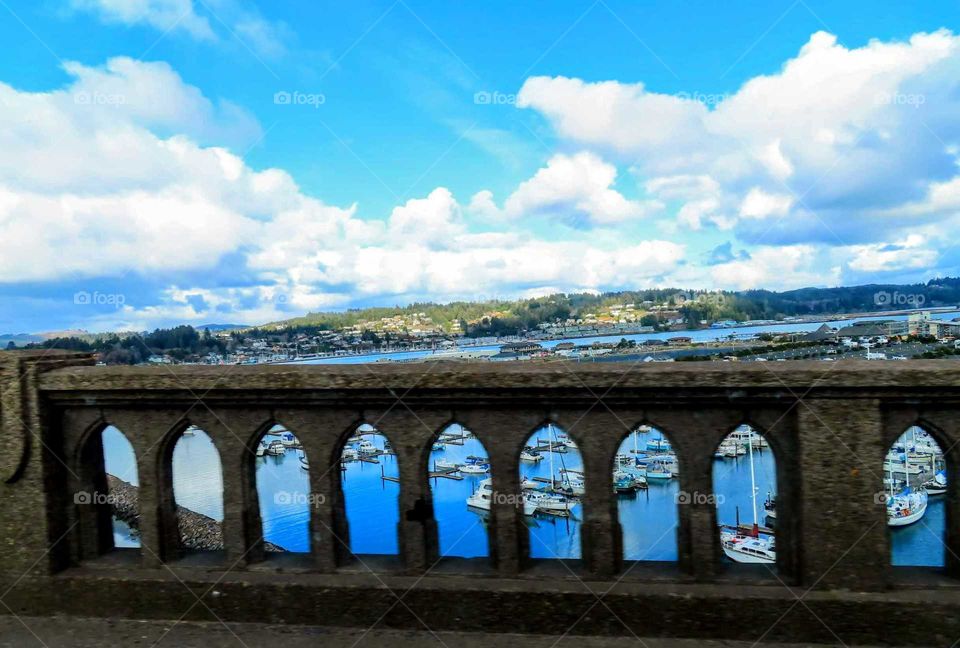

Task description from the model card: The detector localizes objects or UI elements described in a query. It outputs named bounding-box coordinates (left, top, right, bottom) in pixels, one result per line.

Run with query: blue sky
left=1, top=1, right=960, bottom=333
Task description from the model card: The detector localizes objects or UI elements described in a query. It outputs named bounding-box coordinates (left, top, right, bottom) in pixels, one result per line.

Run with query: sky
left=2, top=0, right=960, bottom=334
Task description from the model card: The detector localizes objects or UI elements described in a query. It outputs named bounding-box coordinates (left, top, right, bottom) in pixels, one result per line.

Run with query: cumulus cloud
left=518, top=30, right=960, bottom=247
left=0, top=57, right=687, bottom=329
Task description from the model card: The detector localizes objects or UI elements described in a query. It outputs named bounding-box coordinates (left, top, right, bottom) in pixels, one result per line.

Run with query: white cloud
left=517, top=30, right=960, bottom=243
left=71, top=0, right=215, bottom=41
left=0, top=58, right=689, bottom=329
left=71, top=0, right=289, bottom=58
left=846, top=235, right=938, bottom=273
left=501, top=152, right=661, bottom=225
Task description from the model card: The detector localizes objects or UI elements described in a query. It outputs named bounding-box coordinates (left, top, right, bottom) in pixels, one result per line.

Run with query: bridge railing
left=3, top=349, right=960, bottom=642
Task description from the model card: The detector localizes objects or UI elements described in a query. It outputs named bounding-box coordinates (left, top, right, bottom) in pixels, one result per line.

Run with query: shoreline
left=106, top=475, right=286, bottom=552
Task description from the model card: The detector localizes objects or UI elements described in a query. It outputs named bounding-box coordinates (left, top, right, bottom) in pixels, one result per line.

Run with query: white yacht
left=467, top=479, right=537, bottom=515
left=527, top=491, right=577, bottom=514
left=520, top=449, right=543, bottom=463
left=357, top=439, right=377, bottom=455
left=434, top=459, right=459, bottom=472
left=720, top=530, right=776, bottom=564
left=460, top=462, right=490, bottom=475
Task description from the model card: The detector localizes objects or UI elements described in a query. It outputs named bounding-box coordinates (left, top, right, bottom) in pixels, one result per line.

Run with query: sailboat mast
left=747, top=428, right=759, bottom=533
left=549, top=424, right=555, bottom=489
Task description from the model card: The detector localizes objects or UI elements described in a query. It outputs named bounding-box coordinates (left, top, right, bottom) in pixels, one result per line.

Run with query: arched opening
left=102, top=426, right=140, bottom=549
left=518, top=423, right=582, bottom=560
left=615, top=424, right=679, bottom=561
left=255, top=424, right=310, bottom=553
left=712, top=424, right=777, bottom=567
left=340, top=423, right=400, bottom=556
left=428, top=423, right=490, bottom=558
left=171, top=426, right=224, bottom=552
left=886, top=425, right=945, bottom=567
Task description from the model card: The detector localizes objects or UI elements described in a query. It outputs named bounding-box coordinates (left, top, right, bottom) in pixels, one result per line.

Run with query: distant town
left=9, top=279, right=960, bottom=365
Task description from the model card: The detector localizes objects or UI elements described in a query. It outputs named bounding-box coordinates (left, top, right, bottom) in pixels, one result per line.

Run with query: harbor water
left=98, top=419, right=946, bottom=565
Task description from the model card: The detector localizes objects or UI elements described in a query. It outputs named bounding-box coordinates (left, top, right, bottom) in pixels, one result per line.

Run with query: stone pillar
left=797, top=398, right=887, bottom=590
left=380, top=410, right=445, bottom=573
left=0, top=350, right=94, bottom=575
left=572, top=412, right=622, bottom=577
left=132, top=413, right=183, bottom=567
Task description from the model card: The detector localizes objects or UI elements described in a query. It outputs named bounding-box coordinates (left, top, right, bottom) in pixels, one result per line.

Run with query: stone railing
left=2, top=349, right=960, bottom=645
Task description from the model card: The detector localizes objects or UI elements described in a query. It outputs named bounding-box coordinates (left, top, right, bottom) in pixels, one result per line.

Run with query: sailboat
left=719, top=428, right=776, bottom=564
left=886, top=452, right=928, bottom=526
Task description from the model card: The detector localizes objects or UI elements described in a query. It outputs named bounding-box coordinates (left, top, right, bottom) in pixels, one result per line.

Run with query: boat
left=887, top=488, right=928, bottom=526
left=467, top=479, right=537, bottom=515
left=646, top=437, right=671, bottom=452
left=922, top=471, right=947, bottom=496
left=554, top=477, right=585, bottom=496
left=299, top=452, right=310, bottom=470
left=763, top=493, right=777, bottom=523
left=527, top=491, right=577, bottom=514
left=434, top=459, right=459, bottom=472
left=432, top=442, right=446, bottom=451
left=720, top=529, right=776, bottom=564
left=341, top=447, right=359, bottom=462
left=520, top=449, right=543, bottom=463
left=266, top=440, right=285, bottom=456
left=719, top=427, right=776, bottom=564
left=255, top=443, right=266, bottom=457
left=460, top=462, right=490, bottom=475
left=520, top=477, right=541, bottom=490
left=281, top=432, right=298, bottom=447
left=644, top=461, right=672, bottom=481
left=613, top=470, right=636, bottom=493
left=357, top=439, right=377, bottom=455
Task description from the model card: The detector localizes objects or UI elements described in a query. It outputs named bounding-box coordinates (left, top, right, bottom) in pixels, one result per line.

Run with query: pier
left=4, top=350, right=960, bottom=646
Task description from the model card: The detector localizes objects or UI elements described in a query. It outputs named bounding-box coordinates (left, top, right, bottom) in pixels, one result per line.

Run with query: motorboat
left=646, top=437, right=671, bottom=452
left=266, top=440, right=285, bottom=456
left=255, top=443, right=266, bottom=457
left=922, top=471, right=947, bottom=496
left=460, top=462, right=490, bottom=475
left=720, top=529, right=776, bottom=564
left=432, top=442, right=446, bottom=451
left=527, top=491, right=577, bottom=514
left=644, top=461, right=672, bottom=481
left=434, top=459, right=459, bottom=472
left=468, top=479, right=537, bottom=515
left=520, top=449, right=543, bottom=463
left=341, top=447, right=359, bottom=462
left=357, top=439, right=378, bottom=455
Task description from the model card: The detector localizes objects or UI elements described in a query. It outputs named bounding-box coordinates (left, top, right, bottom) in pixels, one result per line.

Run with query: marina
left=97, top=421, right=946, bottom=565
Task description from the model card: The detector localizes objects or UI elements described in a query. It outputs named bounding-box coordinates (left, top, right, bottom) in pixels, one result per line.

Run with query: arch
left=251, top=422, right=311, bottom=554
left=712, top=423, right=777, bottom=568
left=884, top=424, right=947, bottom=567
left=75, top=421, right=140, bottom=557
left=337, top=422, right=401, bottom=556
left=613, top=423, right=680, bottom=561
left=426, top=422, right=491, bottom=559
left=169, top=425, right=225, bottom=553
left=518, top=422, right=583, bottom=560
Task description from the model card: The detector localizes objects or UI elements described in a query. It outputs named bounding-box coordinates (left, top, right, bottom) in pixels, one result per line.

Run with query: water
left=97, top=415, right=946, bottom=565
left=293, top=309, right=960, bottom=366
left=429, top=428, right=490, bottom=557
left=255, top=428, right=311, bottom=552
left=520, top=427, right=583, bottom=559
left=171, top=430, right=224, bottom=521
left=340, top=431, right=400, bottom=555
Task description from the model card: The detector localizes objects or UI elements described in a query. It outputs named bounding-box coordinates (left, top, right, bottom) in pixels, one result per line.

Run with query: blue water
left=429, top=427, right=490, bottom=557
left=97, top=416, right=947, bottom=565
left=340, top=431, right=401, bottom=555
left=255, top=427, right=311, bottom=552
left=294, top=309, right=960, bottom=366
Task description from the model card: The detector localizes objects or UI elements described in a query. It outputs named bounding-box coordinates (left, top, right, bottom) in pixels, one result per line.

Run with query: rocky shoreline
left=106, top=475, right=285, bottom=552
